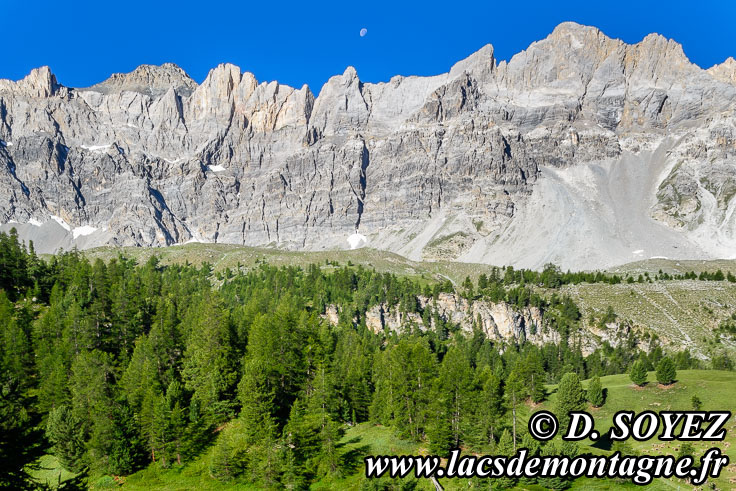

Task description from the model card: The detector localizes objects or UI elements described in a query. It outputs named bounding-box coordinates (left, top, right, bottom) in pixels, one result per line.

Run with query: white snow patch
left=125, top=123, right=138, bottom=129
left=347, top=232, right=367, bottom=249
left=164, top=158, right=181, bottom=164
left=8, top=219, right=19, bottom=224
left=632, top=249, right=644, bottom=255
left=72, top=225, right=98, bottom=239
left=207, top=165, right=226, bottom=172
left=81, top=144, right=111, bottom=153
left=650, top=256, right=669, bottom=260
left=50, top=215, right=71, bottom=231
left=28, top=218, right=43, bottom=227
left=7, top=142, right=12, bottom=146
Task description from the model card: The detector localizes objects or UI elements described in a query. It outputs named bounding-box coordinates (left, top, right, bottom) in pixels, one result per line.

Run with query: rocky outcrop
left=2, top=23, right=736, bottom=269
left=707, top=57, right=736, bottom=85
left=353, top=293, right=556, bottom=345
left=324, top=292, right=643, bottom=354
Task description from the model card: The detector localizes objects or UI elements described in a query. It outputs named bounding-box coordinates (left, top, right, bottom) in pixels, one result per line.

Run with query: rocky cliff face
left=363, top=293, right=554, bottom=345
left=323, top=292, right=646, bottom=355
left=1, top=23, right=735, bottom=269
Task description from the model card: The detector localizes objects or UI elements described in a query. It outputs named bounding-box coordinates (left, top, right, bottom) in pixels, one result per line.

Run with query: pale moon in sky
left=360, top=28, right=367, bottom=37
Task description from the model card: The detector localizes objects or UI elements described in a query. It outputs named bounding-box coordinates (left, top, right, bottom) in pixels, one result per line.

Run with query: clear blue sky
left=3, top=0, right=735, bottom=94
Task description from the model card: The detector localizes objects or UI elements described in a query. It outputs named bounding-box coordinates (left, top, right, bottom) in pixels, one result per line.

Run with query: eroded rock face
left=1, top=22, right=735, bottom=268
left=323, top=292, right=640, bottom=351
left=356, top=293, right=554, bottom=345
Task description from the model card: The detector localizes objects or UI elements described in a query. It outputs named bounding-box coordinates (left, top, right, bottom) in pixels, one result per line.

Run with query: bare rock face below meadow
left=2, top=22, right=736, bottom=270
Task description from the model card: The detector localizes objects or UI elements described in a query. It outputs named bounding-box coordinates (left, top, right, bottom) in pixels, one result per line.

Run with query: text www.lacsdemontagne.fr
left=364, top=448, right=729, bottom=486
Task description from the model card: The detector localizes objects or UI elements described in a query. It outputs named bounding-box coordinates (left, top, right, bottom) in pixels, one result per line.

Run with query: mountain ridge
left=1, top=22, right=735, bottom=269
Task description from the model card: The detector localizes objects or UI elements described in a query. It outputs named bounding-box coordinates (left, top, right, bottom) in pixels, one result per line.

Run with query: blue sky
left=3, top=0, right=735, bottom=94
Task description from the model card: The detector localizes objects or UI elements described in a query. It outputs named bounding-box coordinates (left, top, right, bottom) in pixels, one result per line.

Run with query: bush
left=691, top=395, right=702, bottom=410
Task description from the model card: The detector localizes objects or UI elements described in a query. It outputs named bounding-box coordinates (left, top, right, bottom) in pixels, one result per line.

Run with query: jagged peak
left=536, top=21, right=615, bottom=51
left=637, top=31, right=688, bottom=56
left=0, top=66, right=60, bottom=98
left=449, top=44, right=495, bottom=79
left=201, top=63, right=241, bottom=84
left=88, top=63, right=197, bottom=96
left=707, top=57, right=736, bottom=84
left=624, top=31, right=695, bottom=76
left=549, top=21, right=603, bottom=38
left=343, top=66, right=359, bottom=80
left=315, top=66, right=360, bottom=96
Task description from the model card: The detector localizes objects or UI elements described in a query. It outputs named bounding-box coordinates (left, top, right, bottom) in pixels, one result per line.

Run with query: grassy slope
left=76, top=244, right=736, bottom=282
left=30, top=455, right=78, bottom=489
left=37, top=370, right=726, bottom=490
left=544, top=370, right=736, bottom=490
left=562, top=281, right=736, bottom=358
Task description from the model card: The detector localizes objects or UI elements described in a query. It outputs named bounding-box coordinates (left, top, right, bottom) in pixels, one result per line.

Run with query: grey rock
left=1, top=22, right=736, bottom=269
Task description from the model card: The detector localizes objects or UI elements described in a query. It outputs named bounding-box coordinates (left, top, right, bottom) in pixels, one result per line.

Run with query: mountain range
left=1, top=22, right=735, bottom=269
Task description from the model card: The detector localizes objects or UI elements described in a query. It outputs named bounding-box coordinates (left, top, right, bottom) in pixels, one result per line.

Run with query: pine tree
left=474, top=366, right=504, bottom=445
left=283, top=399, right=321, bottom=481
left=425, top=388, right=453, bottom=454
left=249, top=417, right=283, bottom=487
left=587, top=375, right=604, bottom=407
left=181, top=294, right=237, bottom=425
left=46, top=405, right=86, bottom=472
left=629, top=360, right=648, bottom=387
left=316, top=419, right=341, bottom=478
left=505, top=369, right=525, bottom=451
left=0, top=292, right=33, bottom=387
left=107, top=402, right=145, bottom=475
left=437, top=347, right=473, bottom=447
left=494, top=430, right=517, bottom=489
left=537, top=442, right=571, bottom=490
left=520, top=350, right=546, bottom=403
left=555, top=373, right=586, bottom=434
left=656, top=357, right=677, bottom=385
left=0, top=372, right=45, bottom=490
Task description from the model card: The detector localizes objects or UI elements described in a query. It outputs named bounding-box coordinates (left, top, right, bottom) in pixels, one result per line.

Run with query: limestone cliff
left=323, top=292, right=646, bottom=355
left=2, top=22, right=735, bottom=269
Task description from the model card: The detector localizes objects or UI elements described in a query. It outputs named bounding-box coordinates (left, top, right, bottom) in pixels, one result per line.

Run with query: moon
left=360, top=28, right=367, bottom=37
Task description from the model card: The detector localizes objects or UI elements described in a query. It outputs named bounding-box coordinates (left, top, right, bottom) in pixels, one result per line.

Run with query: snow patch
left=650, top=256, right=669, bottom=260
left=50, top=215, right=71, bottom=231
left=164, top=158, right=181, bottom=164
left=347, top=232, right=367, bottom=249
left=632, top=250, right=644, bottom=255
left=28, top=218, right=43, bottom=227
left=207, top=165, right=226, bottom=172
left=81, top=144, right=111, bottom=153
left=72, top=225, right=98, bottom=239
